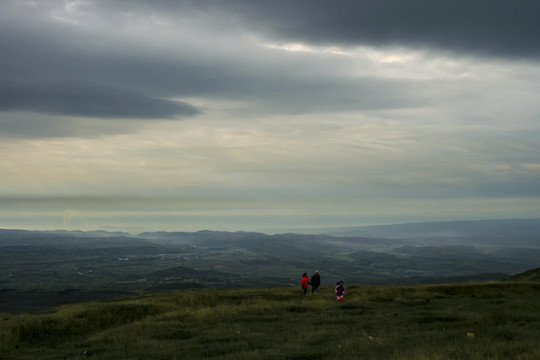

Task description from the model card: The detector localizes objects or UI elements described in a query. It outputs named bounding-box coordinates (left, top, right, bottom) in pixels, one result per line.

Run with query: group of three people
left=301, top=271, right=345, bottom=301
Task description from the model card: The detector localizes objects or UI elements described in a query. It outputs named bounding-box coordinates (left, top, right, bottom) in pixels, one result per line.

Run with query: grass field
left=1, top=281, right=539, bottom=359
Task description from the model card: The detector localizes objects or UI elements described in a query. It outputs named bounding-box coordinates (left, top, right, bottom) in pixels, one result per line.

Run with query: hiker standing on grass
left=335, top=280, right=345, bottom=302
left=301, top=273, right=310, bottom=295
left=311, top=271, right=321, bottom=294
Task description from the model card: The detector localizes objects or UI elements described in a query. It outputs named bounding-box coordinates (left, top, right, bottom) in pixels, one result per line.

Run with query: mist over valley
left=2, top=218, right=539, bottom=313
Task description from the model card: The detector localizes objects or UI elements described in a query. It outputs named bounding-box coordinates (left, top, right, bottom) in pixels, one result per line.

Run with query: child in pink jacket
left=335, top=280, right=345, bottom=302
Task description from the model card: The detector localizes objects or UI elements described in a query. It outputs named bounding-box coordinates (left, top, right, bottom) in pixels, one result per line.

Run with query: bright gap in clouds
left=262, top=40, right=419, bottom=63
left=262, top=41, right=351, bottom=56
left=259, top=39, right=490, bottom=82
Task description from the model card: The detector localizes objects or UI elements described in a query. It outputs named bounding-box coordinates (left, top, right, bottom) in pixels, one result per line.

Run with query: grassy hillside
left=1, top=280, right=539, bottom=359
left=506, top=267, right=540, bottom=282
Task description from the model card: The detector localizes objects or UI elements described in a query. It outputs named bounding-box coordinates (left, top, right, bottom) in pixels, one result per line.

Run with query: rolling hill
left=1, top=272, right=539, bottom=359
left=506, top=267, right=540, bottom=282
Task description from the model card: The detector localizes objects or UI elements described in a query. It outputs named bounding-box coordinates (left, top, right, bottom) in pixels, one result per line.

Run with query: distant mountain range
left=314, top=218, right=540, bottom=246
left=2, top=217, right=539, bottom=244
left=1, top=218, right=539, bottom=289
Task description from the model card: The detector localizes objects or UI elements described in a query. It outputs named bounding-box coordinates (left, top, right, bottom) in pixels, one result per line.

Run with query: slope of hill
left=505, top=267, right=540, bottom=282
left=1, top=280, right=538, bottom=359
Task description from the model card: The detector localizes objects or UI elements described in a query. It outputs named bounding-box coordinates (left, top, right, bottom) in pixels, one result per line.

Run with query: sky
left=1, top=0, right=540, bottom=234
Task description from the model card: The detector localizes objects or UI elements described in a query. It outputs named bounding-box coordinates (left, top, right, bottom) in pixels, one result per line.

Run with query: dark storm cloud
left=205, top=0, right=540, bottom=59
left=0, top=0, right=429, bottom=132
left=1, top=0, right=539, bottom=139
left=0, top=80, right=199, bottom=119
left=0, top=12, right=200, bottom=122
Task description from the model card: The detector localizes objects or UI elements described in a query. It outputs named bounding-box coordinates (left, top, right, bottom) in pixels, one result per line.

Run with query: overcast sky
left=1, top=0, right=540, bottom=233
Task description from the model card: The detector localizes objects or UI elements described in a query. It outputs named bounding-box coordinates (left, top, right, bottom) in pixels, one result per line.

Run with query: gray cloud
left=91, top=1, right=540, bottom=58
left=1, top=0, right=447, bottom=138
left=198, top=0, right=540, bottom=59
left=0, top=80, right=199, bottom=119
left=2, top=0, right=537, bottom=131
left=0, top=9, right=200, bottom=123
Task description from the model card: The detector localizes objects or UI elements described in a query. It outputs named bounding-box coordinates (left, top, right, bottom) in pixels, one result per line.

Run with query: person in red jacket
left=301, top=273, right=310, bottom=295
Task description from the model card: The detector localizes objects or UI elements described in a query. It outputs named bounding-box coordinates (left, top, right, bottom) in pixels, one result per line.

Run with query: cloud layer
left=1, top=0, right=539, bottom=232
left=220, top=0, right=540, bottom=58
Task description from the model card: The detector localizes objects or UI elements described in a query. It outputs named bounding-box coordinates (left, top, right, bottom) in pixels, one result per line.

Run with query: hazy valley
left=1, top=218, right=539, bottom=313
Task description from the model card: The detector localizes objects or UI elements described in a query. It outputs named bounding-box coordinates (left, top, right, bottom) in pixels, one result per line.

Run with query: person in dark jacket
left=311, top=271, right=321, bottom=294
left=335, top=280, right=345, bottom=302
left=301, top=273, right=310, bottom=295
